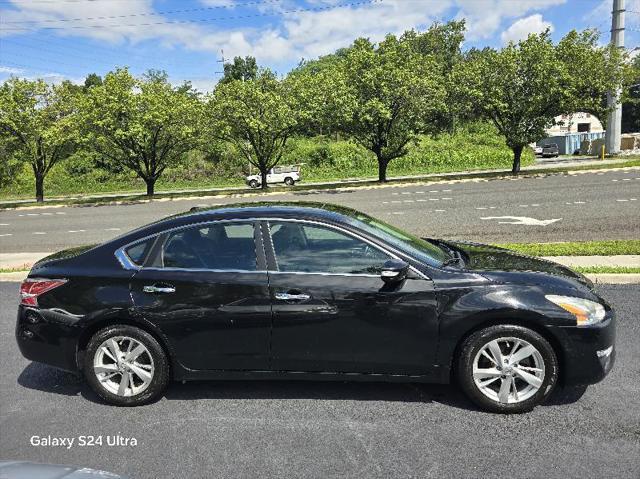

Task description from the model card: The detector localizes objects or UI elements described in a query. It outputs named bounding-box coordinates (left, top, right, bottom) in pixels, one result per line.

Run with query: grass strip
left=495, top=240, right=640, bottom=257
left=574, top=266, right=640, bottom=274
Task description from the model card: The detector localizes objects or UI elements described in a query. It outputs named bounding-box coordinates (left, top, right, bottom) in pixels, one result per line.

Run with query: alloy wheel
left=472, top=336, right=545, bottom=404
left=93, top=336, right=155, bottom=397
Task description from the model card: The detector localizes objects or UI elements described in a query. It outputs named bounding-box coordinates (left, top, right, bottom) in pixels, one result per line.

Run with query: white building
left=546, top=112, right=604, bottom=135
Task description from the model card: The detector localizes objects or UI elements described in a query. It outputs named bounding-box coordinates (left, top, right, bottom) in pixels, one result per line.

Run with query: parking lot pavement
left=1, top=283, right=639, bottom=479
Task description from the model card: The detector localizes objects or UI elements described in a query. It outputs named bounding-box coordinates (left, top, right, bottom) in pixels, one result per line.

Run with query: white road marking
left=476, top=207, right=488, bottom=210
left=68, top=229, right=86, bottom=233
left=403, top=200, right=414, bottom=203
left=434, top=209, right=446, bottom=212
left=622, top=178, right=631, bottom=181
left=616, top=199, right=628, bottom=202
left=105, top=228, right=121, bottom=231
left=26, top=213, right=38, bottom=216
left=442, top=189, right=452, bottom=192
left=441, top=197, right=453, bottom=200
left=391, top=212, right=405, bottom=215
left=429, top=198, right=439, bottom=201
left=55, top=212, right=66, bottom=215
left=574, top=201, right=586, bottom=204
left=417, top=199, right=428, bottom=202
left=41, top=212, right=53, bottom=216
left=0, top=223, right=8, bottom=226
left=519, top=205, right=529, bottom=207
left=0, top=233, right=12, bottom=237
left=33, top=232, right=46, bottom=235
left=531, top=204, right=540, bottom=207
left=481, top=216, right=562, bottom=226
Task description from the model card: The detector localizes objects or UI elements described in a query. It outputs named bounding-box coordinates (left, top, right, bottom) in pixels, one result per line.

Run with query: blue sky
left=0, top=0, right=638, bottom=91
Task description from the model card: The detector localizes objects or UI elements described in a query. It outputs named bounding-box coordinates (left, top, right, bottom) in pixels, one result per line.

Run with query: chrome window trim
left=115, top=246, right=141, bottom=271
left=114, top=216, right=430, bottom=280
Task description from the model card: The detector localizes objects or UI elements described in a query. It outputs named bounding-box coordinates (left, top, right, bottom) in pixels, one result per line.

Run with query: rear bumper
left=555, top=311, right=616, bottom=386
left=15, top=307, right=79, bottom=373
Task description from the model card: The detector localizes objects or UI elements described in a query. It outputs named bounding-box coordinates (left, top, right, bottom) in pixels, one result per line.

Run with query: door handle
left=143, top=285, right=176, bottom=294
left=275, top=292, right=311, bottom=301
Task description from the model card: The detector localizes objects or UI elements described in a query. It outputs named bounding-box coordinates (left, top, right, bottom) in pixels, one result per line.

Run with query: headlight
left=545, top=295, right=606, bottom=326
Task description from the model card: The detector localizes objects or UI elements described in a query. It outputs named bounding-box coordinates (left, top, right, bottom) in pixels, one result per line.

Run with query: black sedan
left=16, top=203, right=615, bottom=413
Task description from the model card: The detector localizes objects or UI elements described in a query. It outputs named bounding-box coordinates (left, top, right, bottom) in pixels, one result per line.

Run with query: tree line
left=0, top=21, right=636, bottom=202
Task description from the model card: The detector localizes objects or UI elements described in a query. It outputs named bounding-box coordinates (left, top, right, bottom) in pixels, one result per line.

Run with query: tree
left=622, top=54, right=640, bottom=133
left=454, top=30, right=627, bottom=173
left=83, top=73, right=103, bottom=91
left=405, top=21, right=467, bottom=132
left=207, top=70, right=299, bottom=189
left=220, top=56, right=258, bottom=84
left=79, top=68, right=202, bottom=196
left=335, top=34, right=447, bottom=182
left=0, top=78, right=78, bottom=201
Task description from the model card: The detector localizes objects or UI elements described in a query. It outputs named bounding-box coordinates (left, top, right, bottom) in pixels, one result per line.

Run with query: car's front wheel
left=457, top=325, right=558, bottom=413
left=249, top=179, right=259, bottom=189
left=83, top=325, right=170, bottom=406
left=284, top=177, right=295, bottom=186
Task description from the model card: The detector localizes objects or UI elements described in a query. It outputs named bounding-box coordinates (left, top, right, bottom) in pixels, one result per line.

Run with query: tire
left=284, top=177, right=295, bottom=186
left=456, top=324, right=558, bottom=413
left=83, top=324, right=170, bottom=406
left=249, top=180, right=259, bottom=189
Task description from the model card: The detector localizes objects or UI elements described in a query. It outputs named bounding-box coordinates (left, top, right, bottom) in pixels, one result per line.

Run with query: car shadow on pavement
left=18, top=362, right=588, bottom=410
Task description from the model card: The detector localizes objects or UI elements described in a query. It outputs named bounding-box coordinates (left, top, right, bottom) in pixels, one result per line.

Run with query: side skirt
left=173, top=368, right=447, bottom=384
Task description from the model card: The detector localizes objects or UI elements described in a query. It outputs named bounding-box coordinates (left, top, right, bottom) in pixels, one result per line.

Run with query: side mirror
left=381, top=258, right=410, bottom=283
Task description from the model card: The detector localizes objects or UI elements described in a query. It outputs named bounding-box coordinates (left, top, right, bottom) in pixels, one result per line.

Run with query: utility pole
left=215, top=49, right=227, bottom=77
left=605, top=0, right=625, bottom=155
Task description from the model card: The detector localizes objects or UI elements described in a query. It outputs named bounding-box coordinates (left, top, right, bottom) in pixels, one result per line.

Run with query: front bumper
left=555, top=311, right=616, bottom=386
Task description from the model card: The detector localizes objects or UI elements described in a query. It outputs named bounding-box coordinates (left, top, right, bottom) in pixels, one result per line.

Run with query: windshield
left=348, top=213, right=448, bottom=266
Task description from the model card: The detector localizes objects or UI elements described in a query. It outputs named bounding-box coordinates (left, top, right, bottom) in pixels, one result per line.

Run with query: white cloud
left=500, top=14, right=554, bottom=44
left=0, top=0, right=570, bottom=69
left=0, top=66, right=24, bottom=74
left=455, top=0, right=564, bottom=40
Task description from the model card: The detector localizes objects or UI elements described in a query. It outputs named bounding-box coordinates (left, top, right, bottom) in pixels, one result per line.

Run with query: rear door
left=129, top=220, right=272, bottom=371
left=263, top=220, right=439, bottom=376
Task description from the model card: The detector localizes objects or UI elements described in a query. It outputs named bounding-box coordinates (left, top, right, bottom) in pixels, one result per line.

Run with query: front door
left=130, top=221, right=272, bottom=371
left=264, top=220, right=439, bottom=375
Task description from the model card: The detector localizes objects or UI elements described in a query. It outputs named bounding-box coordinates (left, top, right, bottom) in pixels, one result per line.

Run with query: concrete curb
left=2, top=271, right=639, bottom=284
left=585, top=274, right=640, bottom=284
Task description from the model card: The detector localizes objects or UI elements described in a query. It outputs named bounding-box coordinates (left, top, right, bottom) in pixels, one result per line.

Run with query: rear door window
left=161, top=222, right=257, bottom=271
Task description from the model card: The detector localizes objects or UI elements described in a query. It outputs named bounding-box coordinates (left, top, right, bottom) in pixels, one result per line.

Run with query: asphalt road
left=1, top=168, right=639, bottom=254
left=1, top=283, right=639, bottom=479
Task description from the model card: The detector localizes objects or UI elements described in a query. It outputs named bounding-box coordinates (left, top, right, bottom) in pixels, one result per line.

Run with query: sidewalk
left=1, top=157, right=636, bottom=208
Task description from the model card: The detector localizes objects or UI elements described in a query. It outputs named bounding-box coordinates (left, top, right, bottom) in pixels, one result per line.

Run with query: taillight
left=20, top=278, right=67, bottom=307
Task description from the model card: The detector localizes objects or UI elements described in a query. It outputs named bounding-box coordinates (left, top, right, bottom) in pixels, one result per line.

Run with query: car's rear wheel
left=456, top=325, right=558, bottom=413
left=249, top=179, right=259, bottom=189
left=83, top=325, right=169, bottom=406
left=284, top=177, right=295, bottom=186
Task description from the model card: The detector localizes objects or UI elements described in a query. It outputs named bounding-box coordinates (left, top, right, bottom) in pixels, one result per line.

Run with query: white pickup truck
left=246, top=165, right=301, bottom=188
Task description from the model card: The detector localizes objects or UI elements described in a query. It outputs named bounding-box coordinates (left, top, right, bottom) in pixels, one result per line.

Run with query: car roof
left=109, top=201, right=364, bottom=247
left=179, top=201, right=359, bottom=222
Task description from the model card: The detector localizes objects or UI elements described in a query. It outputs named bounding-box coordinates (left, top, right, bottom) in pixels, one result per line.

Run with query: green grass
left=0, top=267, right=29, bottom=273
left=1, top=122, right=535, bottom=201
left=494, top=240, right=640, bottom=257
left=574, top=266, right=640, bottom=274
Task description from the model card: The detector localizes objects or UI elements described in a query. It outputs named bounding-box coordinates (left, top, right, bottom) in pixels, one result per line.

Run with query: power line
left=1, top=0, right=286, bottom=24
left=0, top=0, right=383, bottom=31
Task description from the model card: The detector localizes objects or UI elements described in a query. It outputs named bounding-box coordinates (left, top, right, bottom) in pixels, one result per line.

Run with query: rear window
left=125, top=240, right=153, bottom=266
